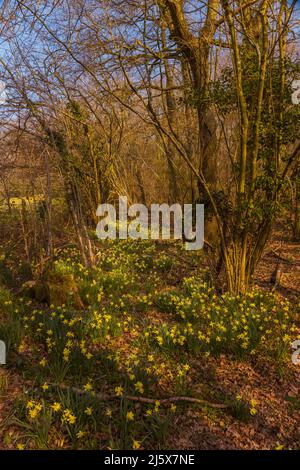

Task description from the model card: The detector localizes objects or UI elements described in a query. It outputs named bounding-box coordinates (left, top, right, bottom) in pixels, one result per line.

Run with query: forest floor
left=0, top=224, right=299, bottom=450
left=256, top=225, right=300, bottom=302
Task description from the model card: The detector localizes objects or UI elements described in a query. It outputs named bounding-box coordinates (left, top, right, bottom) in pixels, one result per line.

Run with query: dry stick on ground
left=270, top=250, right=295, bottom=264
left=51, top=383, right=228, bottom=409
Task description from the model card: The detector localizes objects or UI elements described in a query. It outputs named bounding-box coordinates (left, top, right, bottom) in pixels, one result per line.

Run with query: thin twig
left=50, top=383, right=228, bottom=409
